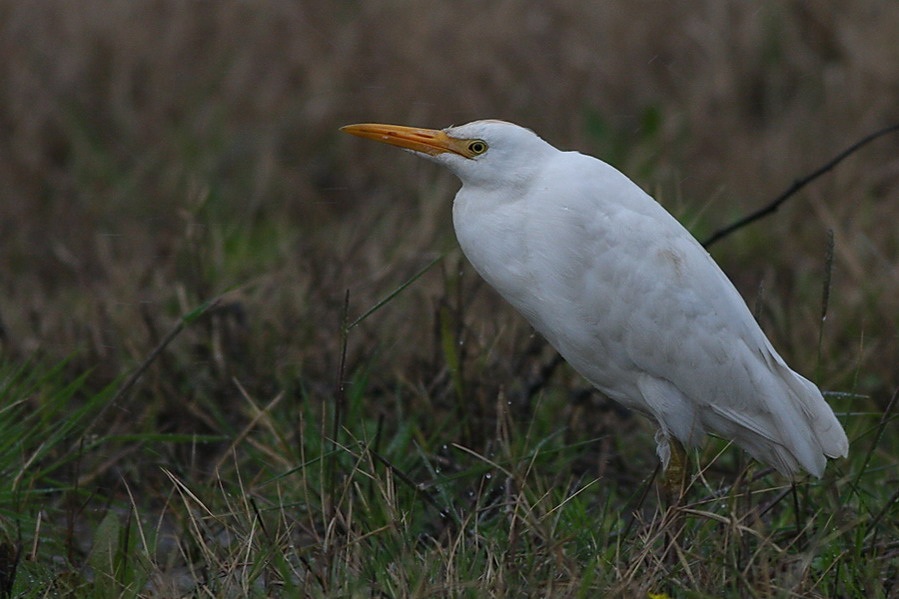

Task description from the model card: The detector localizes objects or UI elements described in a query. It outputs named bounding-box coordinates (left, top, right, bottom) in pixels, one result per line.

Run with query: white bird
left=341, top=119, right=849, bottom=479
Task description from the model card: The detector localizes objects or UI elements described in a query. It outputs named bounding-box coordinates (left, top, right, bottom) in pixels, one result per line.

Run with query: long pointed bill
left=340, top=123, right=478, bottom=158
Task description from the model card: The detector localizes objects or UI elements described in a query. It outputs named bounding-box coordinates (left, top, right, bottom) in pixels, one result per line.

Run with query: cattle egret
left=340, top=120, right=849, bottom=479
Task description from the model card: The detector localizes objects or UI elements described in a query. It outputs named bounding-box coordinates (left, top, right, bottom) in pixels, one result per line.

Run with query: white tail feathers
left=713, top=341, right=850, bottom=479
left=648, top=352, right=849, bottom=480
left=790, top=374, right=849, bottom=457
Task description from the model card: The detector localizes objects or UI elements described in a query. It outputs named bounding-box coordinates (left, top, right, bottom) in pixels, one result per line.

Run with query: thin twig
left=348, top=255, right=442, bottom=329
left=865, top=483, right=899, bottom=537
left=368, top=449, right=457, bottom=526
left=620, top=464, right=659, bottom=541
left=326, top=290, right=351, bottom=528
left=816, top=229, right=834, bottom=384
left=854, top=386, right=899, bottom=491
left=702, top=123, right=899, bottom=248
left=86, top=296, right=222, bottom=437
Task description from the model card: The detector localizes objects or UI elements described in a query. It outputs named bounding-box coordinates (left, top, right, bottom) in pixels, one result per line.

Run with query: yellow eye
left=468, top=140, right=488, bottom=155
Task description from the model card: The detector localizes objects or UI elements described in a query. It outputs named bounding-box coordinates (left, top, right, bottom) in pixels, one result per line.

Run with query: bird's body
left=342, top=119, right=848, bottom=478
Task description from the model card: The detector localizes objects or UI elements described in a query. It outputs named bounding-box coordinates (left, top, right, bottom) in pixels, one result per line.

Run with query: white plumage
left=341, top=119, right=849, bottom=478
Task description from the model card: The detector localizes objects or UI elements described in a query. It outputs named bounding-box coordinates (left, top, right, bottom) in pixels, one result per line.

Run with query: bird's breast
left=452, top=182, right=637, bottom=390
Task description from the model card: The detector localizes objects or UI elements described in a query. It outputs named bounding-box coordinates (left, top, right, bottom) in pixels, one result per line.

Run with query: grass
left=1, top=347, right=896, bottom=596
left=1, top=1, right=898, bottom=597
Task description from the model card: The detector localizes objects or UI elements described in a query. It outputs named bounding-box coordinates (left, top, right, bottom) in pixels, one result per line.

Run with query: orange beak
left=340, top=123, right=479, bottom=158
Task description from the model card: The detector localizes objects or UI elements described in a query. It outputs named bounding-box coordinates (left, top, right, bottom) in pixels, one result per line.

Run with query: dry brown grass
left=0, top=1, right=897, bottom=596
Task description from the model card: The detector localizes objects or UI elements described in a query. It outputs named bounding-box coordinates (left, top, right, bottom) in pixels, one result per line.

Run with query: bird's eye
left=468, top=140, right=488, bottom=155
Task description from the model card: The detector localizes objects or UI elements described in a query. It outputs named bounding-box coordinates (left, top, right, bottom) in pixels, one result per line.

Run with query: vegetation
left=0, top=2, right=897, bottom=596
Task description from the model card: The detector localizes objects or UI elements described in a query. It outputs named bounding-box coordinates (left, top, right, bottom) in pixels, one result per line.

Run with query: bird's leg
left=661, top=438, right=688, bottom=502
left=656, top=437, right=688, bottom=567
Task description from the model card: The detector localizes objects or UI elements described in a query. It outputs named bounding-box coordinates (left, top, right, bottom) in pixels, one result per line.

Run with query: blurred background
left=2, top=0, right=896, bottom=401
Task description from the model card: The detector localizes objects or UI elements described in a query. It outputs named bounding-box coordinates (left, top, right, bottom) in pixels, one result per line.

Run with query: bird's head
left=340, top=120, right=554, bottom=190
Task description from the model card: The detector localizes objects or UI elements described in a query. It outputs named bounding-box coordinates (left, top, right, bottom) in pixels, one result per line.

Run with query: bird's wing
left=525, top=154, right=843, bottom=476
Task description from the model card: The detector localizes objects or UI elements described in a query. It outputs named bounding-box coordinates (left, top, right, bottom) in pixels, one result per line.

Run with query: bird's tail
left=760, top=346, right=849, bottom=478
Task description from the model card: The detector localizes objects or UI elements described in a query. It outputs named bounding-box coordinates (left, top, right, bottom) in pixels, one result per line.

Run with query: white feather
left=344, top=119, right=849, bottom=479
left=443, top=121, right=847, bottom=478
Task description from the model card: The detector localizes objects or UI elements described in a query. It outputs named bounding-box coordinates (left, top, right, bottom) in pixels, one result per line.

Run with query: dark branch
left=702, top=123, right=899, bottom=248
